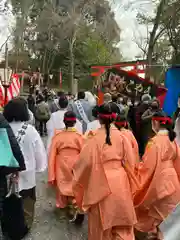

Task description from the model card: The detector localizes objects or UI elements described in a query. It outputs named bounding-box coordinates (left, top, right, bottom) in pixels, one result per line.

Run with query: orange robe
left=48, top=128, right=84, bottom=208
left=84, top=130, right=97, bottom=139
left=120, top=128, right=139, bottom=163
left=73, top=126, right=138, bottom=240
left=134, top=131, right=180, bottom=236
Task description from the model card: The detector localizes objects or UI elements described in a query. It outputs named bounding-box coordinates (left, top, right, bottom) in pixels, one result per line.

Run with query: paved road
left=25, top=137, right=88, bottom=240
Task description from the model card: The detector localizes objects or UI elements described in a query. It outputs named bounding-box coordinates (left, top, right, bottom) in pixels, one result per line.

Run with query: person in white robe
left=27, top=109, right=35, bottom=125
left=85, top=91, right=96, bottom=108
left=175, top=115, right=180, bottom=146
left=46, top=96, right=83, bottom=153
left=86, top=105, right=101, bottom=132
left=3, top=97, right=47, bottom=230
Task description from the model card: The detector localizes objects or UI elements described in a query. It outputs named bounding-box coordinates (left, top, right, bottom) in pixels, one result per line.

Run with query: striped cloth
left=0, top=74, right=20, bottom=106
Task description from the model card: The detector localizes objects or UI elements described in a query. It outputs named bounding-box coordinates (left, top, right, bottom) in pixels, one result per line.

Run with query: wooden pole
left=59, top=68, right=62, bottom=89
left=4, top=43, right=9, bottom=106
left=4, top=43, right=8, bottom=85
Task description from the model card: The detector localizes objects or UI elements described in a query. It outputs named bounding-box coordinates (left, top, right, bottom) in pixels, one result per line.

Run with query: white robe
left=85, top=91, right=96, bottom=107
left=10, top=121, right=47, bottom=191
left=175, top=117, right=180, bottom=146
left=46, top=109, right=83, bottom=154
left=27, top=109, right=35, bottom=125
left=86, top=119, right=101, bottom=132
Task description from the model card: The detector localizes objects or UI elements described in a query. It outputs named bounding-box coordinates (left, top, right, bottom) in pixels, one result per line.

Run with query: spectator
left=35, top=95, right=51, bottom=136
left=27, top=94, right=35, bottom=114
left=68, top=91, right=92, bottom=133
left=0, top=113, right=25, bottom=238
left=46, top=96, right=82, bottom=153
left=3, top=98, right=47, bottom=230
left=86, top=105, right=101, bottom=133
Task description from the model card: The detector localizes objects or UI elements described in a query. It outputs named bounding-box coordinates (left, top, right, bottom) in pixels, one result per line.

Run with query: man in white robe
left=46, top=96, right=82, bottom=153
left=86, top=106, right=101, bottom=132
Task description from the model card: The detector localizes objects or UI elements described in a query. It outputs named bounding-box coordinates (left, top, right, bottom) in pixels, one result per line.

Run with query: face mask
left=127, top=101, right=132, bottom=106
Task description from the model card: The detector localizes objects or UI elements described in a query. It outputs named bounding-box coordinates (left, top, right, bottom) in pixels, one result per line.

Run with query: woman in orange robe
left=73, top=103, right=139, bottom=240
left=85, top=106, right=101, bottom=139
left=48, top=111, right=84, bottom=210
left=134, top=110, right=180, bottom=239
left=115, top=114, right=139, bottom=164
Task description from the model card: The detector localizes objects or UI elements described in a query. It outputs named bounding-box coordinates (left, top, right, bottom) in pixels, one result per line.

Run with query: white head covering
left=85, top=91, right=96, bottom=107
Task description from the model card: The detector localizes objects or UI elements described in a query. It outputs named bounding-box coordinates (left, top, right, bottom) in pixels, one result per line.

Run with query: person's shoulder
left=0, top=113, right=11, bottom=129
left=25, top=124, right=40, bottom=139
left=146, top=138, right=156, bottom=151
left=76, top=118, right=82, bottom=125
left=71, top=128, right=83, bottom=137
left=51, top=111, right=57, bottom=118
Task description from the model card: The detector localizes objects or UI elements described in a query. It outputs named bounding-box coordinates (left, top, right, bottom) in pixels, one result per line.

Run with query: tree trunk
left=69, top=39, right=76, bottom=95
left=42, top=49, right=47, bottom=74
left=146, top=0, right=166, bottom=80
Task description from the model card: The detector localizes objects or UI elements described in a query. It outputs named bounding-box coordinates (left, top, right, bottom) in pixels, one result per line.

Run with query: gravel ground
left=24, top=137, right=88, bottom=240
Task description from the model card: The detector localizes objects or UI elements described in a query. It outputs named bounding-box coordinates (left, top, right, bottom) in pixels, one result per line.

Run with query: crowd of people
left=1, top=86, right=180, bottom=240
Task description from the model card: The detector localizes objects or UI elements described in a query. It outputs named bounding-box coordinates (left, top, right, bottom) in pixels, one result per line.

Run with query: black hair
left=150, top=99, right=160, bottom=110
left=63, top=111, right=76, bottom=128
left=153, top=110, right=176, bottom=142
left=110, top=102, right=120, bottom=114
left=115, top=114, right=128, bottom=130
left=112, top=95, right=118, bottom=103
left=92, top=106, right=99, bottom=119
left=57, top=91, right=65, bottom=97
left=98, top=103, right=113, bottom=145
left=3, top=97, right=29, bottom=122
left=77, top=91, right=85, bottom=100
left=38, top=94, right=45, bottom=103
left=58, top=96, right=68, bottom=109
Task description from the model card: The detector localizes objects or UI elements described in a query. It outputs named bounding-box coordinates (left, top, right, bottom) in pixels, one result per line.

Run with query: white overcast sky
left=0, top=0, right=155, bottom=60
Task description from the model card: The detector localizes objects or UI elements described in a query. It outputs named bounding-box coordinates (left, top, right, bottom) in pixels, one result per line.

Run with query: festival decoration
left=91, top=62, right=167, bottom=107
left=0, top=74, right=20, bottom=106
left=163, top=67, right=180, bottom=117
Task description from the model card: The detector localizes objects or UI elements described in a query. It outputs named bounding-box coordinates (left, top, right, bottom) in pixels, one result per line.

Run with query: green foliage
left=6, top=0, right=122, bottom=90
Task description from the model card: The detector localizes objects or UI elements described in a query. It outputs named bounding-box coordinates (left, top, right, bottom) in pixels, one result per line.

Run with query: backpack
left=35, top=102, right=50, bottom=121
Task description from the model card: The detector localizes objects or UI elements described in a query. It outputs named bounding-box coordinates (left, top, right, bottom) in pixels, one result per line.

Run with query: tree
left=161, top=0, right=180, bottom=63
left=8, top=0, right=121, bottom=91
left=131, top=0, right=180, bottom=83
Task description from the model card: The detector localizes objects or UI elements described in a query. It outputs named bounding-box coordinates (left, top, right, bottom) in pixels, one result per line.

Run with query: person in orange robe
left=115, top=113, right=140, bottom=164
left=72, top=103, right=139, bottom=240
left=85, top=105, right=101, bottom=139
left=48, top=111, right=84, bottom=211
left=134, top=110, right=180, bottom=239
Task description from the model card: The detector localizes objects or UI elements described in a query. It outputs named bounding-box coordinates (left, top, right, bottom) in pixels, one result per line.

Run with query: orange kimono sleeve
left=72, top=138, right=111, bottom=211
left=134, top=140, right=159, bottom=207
left=48, top=135, right=58, bottom=183
left=121, top=134, right=141, bottom=195
left=138, top=141, right=158, bottom=183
